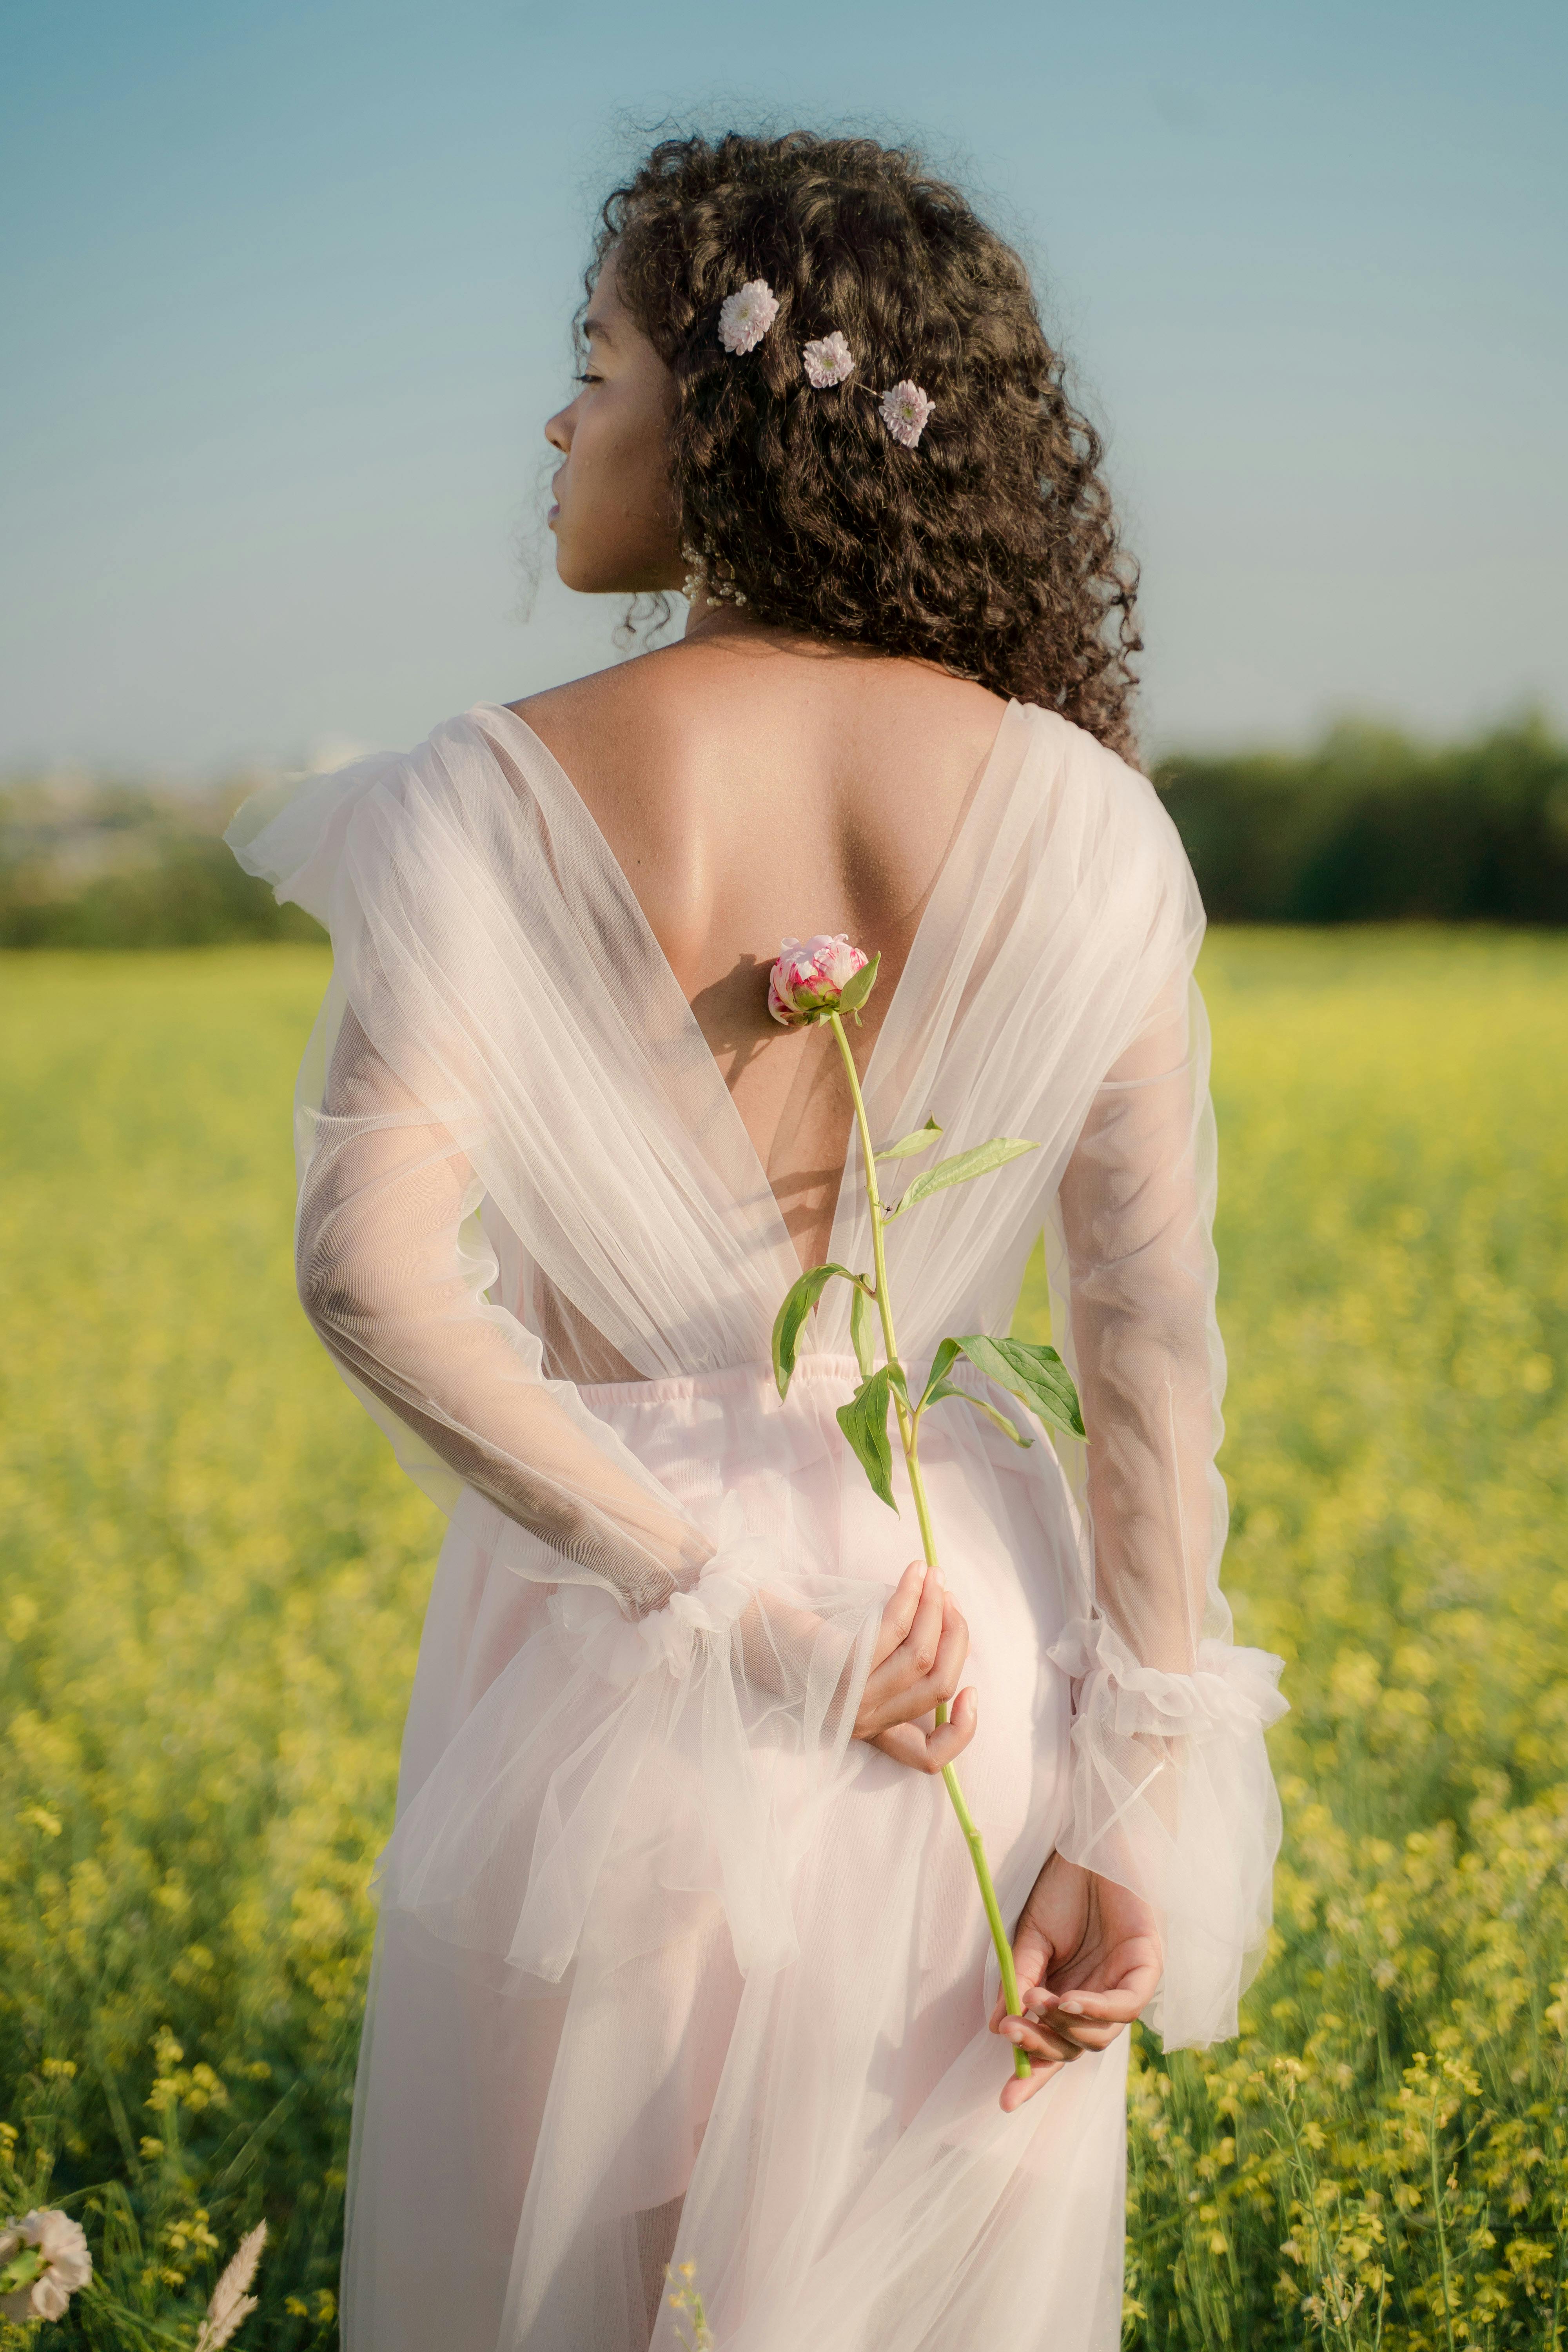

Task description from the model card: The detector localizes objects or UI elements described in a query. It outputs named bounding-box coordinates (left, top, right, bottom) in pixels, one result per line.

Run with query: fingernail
left=1057, top=1997, right=1085, bottom=2016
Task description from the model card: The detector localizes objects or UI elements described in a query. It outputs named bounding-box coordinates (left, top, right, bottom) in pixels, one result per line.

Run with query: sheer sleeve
left=225, top=732, right=888, bottom=1991
left=298, top=1004, right=713, bottom=1614
left=289, top=999, right=887, bottom=1984
left=1045, top=973, right=1287, bottom=2050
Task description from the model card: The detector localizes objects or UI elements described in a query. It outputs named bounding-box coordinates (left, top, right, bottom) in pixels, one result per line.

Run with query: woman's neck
left=681, top=584, right=761, bottom=644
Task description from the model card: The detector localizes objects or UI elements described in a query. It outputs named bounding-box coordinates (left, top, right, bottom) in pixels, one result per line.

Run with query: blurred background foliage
left=1158, top=718, right=1568, bottom=926
left=2, top=933, right=1564, bottom=2346
left=0, top=779, right=320, bottom=951
left=5, top=717, right=1565, bottom=950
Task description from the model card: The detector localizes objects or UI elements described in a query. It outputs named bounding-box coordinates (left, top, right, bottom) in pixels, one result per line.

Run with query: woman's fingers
left=868, top=1562, right=926, bottom=1671
left=895, top=1562, right=947, bottom=1688
left=997, top=2012, right=1083, bottom=2067
left=994, top=1998, right=1080, bottom=2112
left=1064, top=1947, right=1164, bottom=2019
left=999, top=2058, right=1063, bottom=2113
left=1025, top=2001, right=1124, bottom=2053
left=993, top=1956, right=1162, bottom=2113
left=1034, top=1946, right=1163, bottom=2049
left=926, top=1595, right=970, bottom=1701
left=856, top=1577, right=969, bottom=1741
left=871, top=1683, right=977, bottom=1774
left=855, top=1564, right=978, bottom=1770
left=989, top=1929, right=1054, bottom=2033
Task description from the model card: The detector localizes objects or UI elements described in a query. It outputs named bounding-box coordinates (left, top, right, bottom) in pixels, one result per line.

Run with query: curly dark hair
left=592, top=130, right=1142, bottom=761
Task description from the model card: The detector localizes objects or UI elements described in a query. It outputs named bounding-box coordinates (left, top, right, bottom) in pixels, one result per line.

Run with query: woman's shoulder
left=1022, top=705, right=1198, bottom=914
left=1040, top=704, right=1178, bottom=826
left=505, top=640, right=1009, bottom=755
left=225, top=706, right=528, bottom=925
left=501, top=652, right=694, bottom=779
left=499, top=645, right=1010, bottom=865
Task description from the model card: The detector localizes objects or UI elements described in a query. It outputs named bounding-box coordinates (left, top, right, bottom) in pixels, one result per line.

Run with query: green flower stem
left=826, top=1011, right=1031, bottom=2079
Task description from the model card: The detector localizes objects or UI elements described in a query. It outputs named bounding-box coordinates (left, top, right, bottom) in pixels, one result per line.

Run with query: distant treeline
left=3, top=717, right=1565, bottom=947
left=1154, top=715, right=1568, bottom=924
left=0, top=775, right=323, bottom=949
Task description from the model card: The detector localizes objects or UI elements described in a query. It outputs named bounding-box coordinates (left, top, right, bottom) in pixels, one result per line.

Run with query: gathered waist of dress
left=575, top=1352, right=863, bottom=1414
left=573, top=1349, right=1002, bottom=1415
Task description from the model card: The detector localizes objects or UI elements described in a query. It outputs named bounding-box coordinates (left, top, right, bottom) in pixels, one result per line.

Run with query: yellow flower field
left=2, top=933, right=1565, bottom=2348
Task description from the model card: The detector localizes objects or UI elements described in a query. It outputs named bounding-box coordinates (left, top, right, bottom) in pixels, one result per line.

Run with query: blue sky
left=2, top=0, right=1563, bottom=772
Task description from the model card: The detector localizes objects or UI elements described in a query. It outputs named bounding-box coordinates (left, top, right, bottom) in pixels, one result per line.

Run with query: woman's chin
left=555, top=553, right=682, bottom=598
left=552, top=549, right=598, bottom=594
left=552, top=538, right=611, bottom=593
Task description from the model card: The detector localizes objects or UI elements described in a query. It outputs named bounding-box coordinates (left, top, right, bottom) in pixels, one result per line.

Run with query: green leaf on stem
left=836, top=951, right=880, bottom=1022
left=836, top=1367, right=898, bottom=1510
left=922, top=1334, right=965, bottom=1396
left=923, top=1379, right=1032, bottom=1448
left=849, top=1279, right=877, bottom=1381
left=771, top=1262, right=857, bottom=1399
left=875, top=1115, right=943, bottom=1161
left=887, top=1135, right=1038, bottom=1216
left=920, top=1334, right=1085, bottom=1439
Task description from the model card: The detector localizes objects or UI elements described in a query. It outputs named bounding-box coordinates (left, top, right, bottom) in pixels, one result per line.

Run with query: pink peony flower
left=880, top=380, right=935, bottom=448
left=0, top=2208, right=92, bottom=2323
left=717, top=279, right=780, bottom=356
left=802, top=330, right=855, bottom=387
left=767, top=934, right=870, bottom=1028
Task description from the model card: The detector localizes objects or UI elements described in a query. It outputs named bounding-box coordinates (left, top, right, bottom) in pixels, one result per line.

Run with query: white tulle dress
left=227, top=697, right=1286, bottom=2352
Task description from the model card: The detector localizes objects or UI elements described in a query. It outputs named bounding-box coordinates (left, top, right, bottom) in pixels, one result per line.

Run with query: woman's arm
left=1057, top=979, right=1221, bottom=1677
left=298, top=1005, right=714, bottom=1608
left=991, top=975, right=1285, bottom=2087
left=299, top=1007, right=977, bottom=1761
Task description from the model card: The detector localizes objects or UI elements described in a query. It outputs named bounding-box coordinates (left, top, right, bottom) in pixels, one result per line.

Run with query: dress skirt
left=339, top=1352, right=1130, bottom=2352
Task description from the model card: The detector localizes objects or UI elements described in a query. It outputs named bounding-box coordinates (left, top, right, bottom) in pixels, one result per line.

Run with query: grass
left=2, top=932, right=1566, bottom=2347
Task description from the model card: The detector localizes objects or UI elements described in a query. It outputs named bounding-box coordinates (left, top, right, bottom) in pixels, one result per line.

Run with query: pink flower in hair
left=880, top=381, right=935, bottom=448
left=718, top=279, right=780, bottom=355
left=767, top=934, right=870, bottom=1028
left=802, top=330, right=855, bottom=387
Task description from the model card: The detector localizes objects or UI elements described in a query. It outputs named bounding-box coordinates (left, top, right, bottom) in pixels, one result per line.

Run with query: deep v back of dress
left=501, top=648, right=1015, bottom=1287
left=227, top=687, right=1285, bottom=2352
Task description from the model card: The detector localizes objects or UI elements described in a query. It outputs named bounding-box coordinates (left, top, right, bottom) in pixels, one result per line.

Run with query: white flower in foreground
left=0, top=2207, right=92, bottom=2323
left=802, top=330, right=855, bottom=387
left=767, top=934, right=871, bottom=1028
left=717, top=278, right=780, bottom=355
left=194, top=2219, right=267, bottom=2351
left=880, top=380, right=936, bottom=449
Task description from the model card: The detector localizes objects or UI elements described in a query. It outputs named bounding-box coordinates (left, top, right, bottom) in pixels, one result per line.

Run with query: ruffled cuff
left=374, top=1495, right=885, bottom=1990
left=1046, top=1615, right=1288, bottom=2049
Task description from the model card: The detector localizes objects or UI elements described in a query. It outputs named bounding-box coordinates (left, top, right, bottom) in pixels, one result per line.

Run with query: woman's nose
left=544, top=405, right=572, bottom=455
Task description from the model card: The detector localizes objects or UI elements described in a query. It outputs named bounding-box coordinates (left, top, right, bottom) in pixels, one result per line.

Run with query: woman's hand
left=853, top=1561, right=977, bottom=1773
left=988, top=1851, right=1161, bottom=2112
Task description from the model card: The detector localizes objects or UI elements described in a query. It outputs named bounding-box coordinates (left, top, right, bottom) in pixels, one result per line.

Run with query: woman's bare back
left=513, top=635, right=1008, bottom=1273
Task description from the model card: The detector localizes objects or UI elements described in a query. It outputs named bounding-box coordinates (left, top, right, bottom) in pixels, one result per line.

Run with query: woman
left=229, top=131, right=1285, bottom=2352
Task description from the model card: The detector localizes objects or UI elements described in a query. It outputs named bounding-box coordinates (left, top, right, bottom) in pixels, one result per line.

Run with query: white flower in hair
left=802, top=330, right=855, bottom=387
left=880, top=381, right=935, bottom=448
left=718, top=279, right=780, bottom=355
